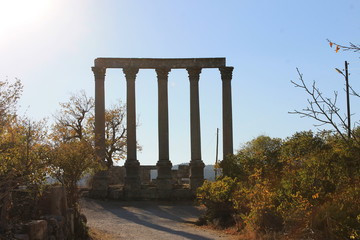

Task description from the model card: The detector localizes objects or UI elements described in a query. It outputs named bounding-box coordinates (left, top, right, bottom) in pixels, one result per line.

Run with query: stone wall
left=108, top=166, right=126, bottom=185
left=89, top=165, right=196, bottom=200
left=10, top=186, right=73, bottom=240
left=106, top=165, right=191, bottom=186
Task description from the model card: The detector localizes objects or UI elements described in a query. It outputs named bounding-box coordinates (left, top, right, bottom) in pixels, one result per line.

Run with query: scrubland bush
left=197, top=131, right=360, bottom=239
left=197, top=177, right=238, bottom=228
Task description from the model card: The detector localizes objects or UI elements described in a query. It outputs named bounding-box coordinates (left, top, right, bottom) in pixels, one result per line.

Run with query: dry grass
left=88, top=227, right=119, bottom=240
left=198, top=224, right=316, bottom=240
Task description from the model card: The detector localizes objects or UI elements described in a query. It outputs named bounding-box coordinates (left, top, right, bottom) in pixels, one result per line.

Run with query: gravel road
left=81, top=198, right=236, bottom=240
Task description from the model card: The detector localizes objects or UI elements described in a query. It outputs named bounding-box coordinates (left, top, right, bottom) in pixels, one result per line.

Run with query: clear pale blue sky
left=1, top=0, right=360, bottom=165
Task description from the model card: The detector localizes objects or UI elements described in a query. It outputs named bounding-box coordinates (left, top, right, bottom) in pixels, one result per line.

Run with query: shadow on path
left=83, top=199, right=213, bottom=240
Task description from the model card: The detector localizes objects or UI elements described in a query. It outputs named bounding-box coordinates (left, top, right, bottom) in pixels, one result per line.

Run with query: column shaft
left=123, top=68, right=141, bottom=193
left=187, top=68, right=205, bottom=190
left=189, top=68, right=202, bottom=160
left=220, top=67, right=234, bottom=160
left=92, top=67, right=106, bottom=163
left=123, top=68, right=139, bottom=161
left=156, top=68, right=172, bottom=190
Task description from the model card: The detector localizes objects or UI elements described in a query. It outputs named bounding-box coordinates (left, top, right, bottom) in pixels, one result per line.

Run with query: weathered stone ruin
left=90, top=58, right=234, bottom=200
left=5, top=186, right=74, bottom=240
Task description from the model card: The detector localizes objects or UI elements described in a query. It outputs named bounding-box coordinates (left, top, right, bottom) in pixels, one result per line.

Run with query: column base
left=156, top=160, right=173, bottom=190
left=190, top=159, right=205, bottom=191
left=90, top=170, right=109, bottom=198
left=156, top=179, right=173, bottom=192
left=124, top=159, right=141, bottom=193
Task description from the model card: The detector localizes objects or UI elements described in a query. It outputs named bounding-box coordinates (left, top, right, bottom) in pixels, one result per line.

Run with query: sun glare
left=0, top=0, right=51, bottom=33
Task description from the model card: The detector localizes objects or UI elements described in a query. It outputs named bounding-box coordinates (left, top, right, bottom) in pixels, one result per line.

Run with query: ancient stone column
left=187, top=67, right=205, bottom=190
left=91, top=67, right=108, bottom=199
left=219, top=67, right=234, bottom=160
left=156, top=68, right=173, bottom=190
left=123, top=68, right=141, bottom=192
left=92, top=67, right=106, bottom=162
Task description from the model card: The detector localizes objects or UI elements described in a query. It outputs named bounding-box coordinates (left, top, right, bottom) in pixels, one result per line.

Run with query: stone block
left=124, top=186, right=141, bottom=200
left=140, top=167, right=151, bottom=184
left=50, top=186, right=67, bottom=216
left=37, top=186, right=67, bottom=217
left=14, top=234, right=29, bottom=240
left=89, top=189, right=108, bottom=199
left=171, top=188, right=194, bottom=200
left=178, top=165, right=190, bottom=178
left=90, top=170, right=110, bottom=199
left=108, top=166, right=125, bottom=185
left=25, top=220, right=47, bottom=240
left=40, top=215, right=66, bottom=239
left=140, top=187, right=158, bottom=200
left=67, top=208, right=74, bottom=236
left=81, top=190, right=90, bottom=198
left=91, top=170, right=109, bottom=191
left=156, top=179, right=173, bottom=191
left=108, top=188, right=124, bottom=200
left=157, top=189, right=172, bottom=200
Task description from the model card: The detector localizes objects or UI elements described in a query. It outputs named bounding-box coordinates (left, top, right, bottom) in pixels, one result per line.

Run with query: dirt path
left=81, top=198, right=236, bottom=240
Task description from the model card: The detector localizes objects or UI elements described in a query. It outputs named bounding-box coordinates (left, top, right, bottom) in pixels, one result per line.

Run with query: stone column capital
left=123, top=68, right=139, bottom=80
left=219, top=67, right=234, bottom=81
left=92, top=67, right=106, bottom=79
left=186, top=67, right=202, bottom=82
left=155, top=68, right=171, bottom=80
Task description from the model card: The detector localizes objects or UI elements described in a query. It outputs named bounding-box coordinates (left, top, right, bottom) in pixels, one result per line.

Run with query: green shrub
left=197, top=176, right=238, bottom=227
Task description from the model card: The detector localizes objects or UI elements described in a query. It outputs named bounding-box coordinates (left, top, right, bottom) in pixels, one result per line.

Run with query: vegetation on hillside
left=197, top=132, right=360, bottom=239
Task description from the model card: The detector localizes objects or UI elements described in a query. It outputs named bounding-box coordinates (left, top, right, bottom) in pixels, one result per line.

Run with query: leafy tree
left=0, top=78, right=23, bottom=128
left=50, top=91, right=97, bottom=207
left=52, top=90, right=94, bottom=142
left=49, top=91, right=101, bottom=239
left=48, top=90, right=137, bottom=238
left=103, top=102, right=128, bottom=167
left=0, top=79, right=49, bottom=230
left=211, top=136, right=284, bottom=232
left=48, top=140, right=96, bottom=209
left=53, top=91, right=132, bottom=167
left=220, top=135, right=282, bottom=182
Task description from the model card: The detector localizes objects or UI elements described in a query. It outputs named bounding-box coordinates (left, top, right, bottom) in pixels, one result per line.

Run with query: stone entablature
left=94, top=57, right=226, bottom=69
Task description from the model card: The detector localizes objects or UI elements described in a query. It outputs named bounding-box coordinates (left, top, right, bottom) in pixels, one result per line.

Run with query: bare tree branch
left=327, top=39, right=360, bottom=53
left=289, top=68, right=351, bottom=143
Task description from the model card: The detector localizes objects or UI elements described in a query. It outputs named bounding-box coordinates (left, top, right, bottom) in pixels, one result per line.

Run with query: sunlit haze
left=0, top=0, right=51, bottom=36
left=1, top=0, right=359, bottom=166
